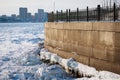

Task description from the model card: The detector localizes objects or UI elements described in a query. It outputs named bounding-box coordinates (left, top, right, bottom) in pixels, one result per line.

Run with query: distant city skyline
left=0, top=8, right=48, bottom=23
left=0, top=0, right=120, bottom=16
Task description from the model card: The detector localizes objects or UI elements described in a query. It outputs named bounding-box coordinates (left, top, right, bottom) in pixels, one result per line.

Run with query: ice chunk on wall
left=45, top=52, right=52, bottom=60
left=36, top=64, right=73, bottom=80
left=40, top=49, right=98, bottom=77
left=51, top=54, right=62, bottom=63
left=40, top=49, right=62, bottom=63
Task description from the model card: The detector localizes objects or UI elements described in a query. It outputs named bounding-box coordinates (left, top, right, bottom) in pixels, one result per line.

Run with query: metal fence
left=48, top=3, right=120, bottom=22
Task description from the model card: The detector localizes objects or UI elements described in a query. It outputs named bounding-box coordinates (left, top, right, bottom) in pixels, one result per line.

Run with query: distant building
left=34, top=13, right=38, bottom=22
left=0, top=15, right=8, bottom=22
left=11, top=14, right=17, bottom=19
left=19, top=7, right=28, bottom=22
left=1, top=15, right=7, bottom=19
left=44, top=12, right=48, bottom=22
left=27, top=13, right=32, bottom=22
left=36, top=9, right=48, bottom=22
left=38, top=9, right=45, bottom=22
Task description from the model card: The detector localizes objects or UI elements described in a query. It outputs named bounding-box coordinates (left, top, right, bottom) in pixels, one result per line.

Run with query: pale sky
left=0, top=0, right=119, bottom=16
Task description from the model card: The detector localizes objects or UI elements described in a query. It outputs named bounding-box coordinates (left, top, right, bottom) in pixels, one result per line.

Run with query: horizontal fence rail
left=48, top=3, right=120, bottom=22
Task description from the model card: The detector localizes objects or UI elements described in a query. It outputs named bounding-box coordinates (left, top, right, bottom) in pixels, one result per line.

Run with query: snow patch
left=39, top=48, right=120, bottom=80
left=98, top=71, right=120, bottom=79
left=36, top=64, right=72, bottom=80
left=51, top=54, right=62, bottom=63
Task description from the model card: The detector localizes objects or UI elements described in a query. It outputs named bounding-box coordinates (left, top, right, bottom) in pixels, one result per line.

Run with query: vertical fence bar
left=87, top=6, right=89, bottom=21
left=113, top=3, right=116, bottom=21
left=69, top=9, right=71, bottom=22
left=97, top=5, right=101, bottom=21
left=56, top=11, right=58, bottom=22
left=61, top=10, right=63, bottom=21
left=103, top=6, right=105, bottom=21
left=94, top=9, right=96, bottom=21
left=77, top=8, right=79, bottom=21
left=52, top=11, right=54, bottom=22
left=66, top=9, right=68, bottom=22
left=117, top=5, right=119, bottom=20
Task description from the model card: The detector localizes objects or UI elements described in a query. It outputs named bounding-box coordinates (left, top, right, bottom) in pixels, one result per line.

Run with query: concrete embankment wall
left=44, top=22, right=120, bottom=74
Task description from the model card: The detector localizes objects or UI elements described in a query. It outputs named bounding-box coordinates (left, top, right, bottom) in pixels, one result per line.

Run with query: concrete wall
left=44, top=22, right=120, bottom=74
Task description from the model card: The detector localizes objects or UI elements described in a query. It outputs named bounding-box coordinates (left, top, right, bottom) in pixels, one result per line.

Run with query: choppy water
left=0, top=23, right=44, bottom=79
left=0, top=23, right=73, bottom=80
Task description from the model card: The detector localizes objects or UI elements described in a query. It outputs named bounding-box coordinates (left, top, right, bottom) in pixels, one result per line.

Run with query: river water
left=0, top=23, right=76, bottom=80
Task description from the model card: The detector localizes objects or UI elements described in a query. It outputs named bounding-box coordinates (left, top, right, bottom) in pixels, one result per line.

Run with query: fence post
left=52, top=11, right=54, bottom=22
left=66, top=9, right=68, bottom=22
left=87, top=6, right=89, bottom=21
left=77, top=8, right=79, bottom=21
left=113, top=3, right=116, bottom=21
left=69, top=9, right=71, bottom=22
left=97, top=5, right=101, bottom=21
left=56, top=11, right=58, bottom=22
left=61, top=10, right=63, bottom=21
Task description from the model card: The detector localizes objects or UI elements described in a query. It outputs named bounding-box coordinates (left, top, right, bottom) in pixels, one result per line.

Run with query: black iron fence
left=48, top=3, right=120, bottom=22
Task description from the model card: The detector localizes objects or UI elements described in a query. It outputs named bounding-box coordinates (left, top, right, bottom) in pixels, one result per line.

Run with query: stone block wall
left=44, top=22, right=120, bottom=74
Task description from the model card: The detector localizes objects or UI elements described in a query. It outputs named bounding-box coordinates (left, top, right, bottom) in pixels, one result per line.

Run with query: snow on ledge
left=39, top=48, right=120, bottom=80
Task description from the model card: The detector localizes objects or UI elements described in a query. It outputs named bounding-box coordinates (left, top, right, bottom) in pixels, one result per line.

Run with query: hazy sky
left=0, top=0, right=118, bottom=15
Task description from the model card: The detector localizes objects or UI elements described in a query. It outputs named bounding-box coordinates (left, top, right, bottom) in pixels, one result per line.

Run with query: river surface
left=0, top=23, right=76, bottom=80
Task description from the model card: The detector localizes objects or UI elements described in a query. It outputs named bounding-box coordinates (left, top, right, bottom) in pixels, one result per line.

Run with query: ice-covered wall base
left=44, top=22, right=120, bottom=74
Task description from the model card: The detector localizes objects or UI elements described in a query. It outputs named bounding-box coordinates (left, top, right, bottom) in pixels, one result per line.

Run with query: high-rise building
left=38, top=9, right=44, bottom=22
left=44, top=12, right=48, bottom=22
left=19, top=7, right=27, bottom=22
left=27, top=13, right=32, bottom=22
left=34, top=13, right=38, bottom=22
